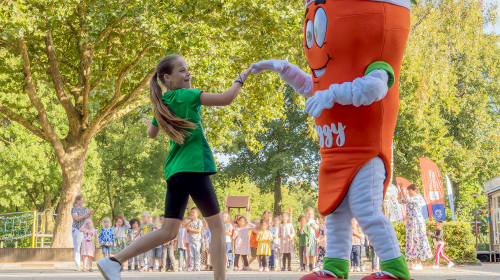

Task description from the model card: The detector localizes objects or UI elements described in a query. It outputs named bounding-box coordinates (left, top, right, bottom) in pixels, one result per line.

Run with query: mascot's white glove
left=251, top=59, right=313, bottom=98
left=305, top=69, right=389, bottom=118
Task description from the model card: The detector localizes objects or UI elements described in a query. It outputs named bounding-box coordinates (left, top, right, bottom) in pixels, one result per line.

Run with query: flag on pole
left=419, top=158, right=446, bottom=221
left=446, top=175, right=455, bottom=221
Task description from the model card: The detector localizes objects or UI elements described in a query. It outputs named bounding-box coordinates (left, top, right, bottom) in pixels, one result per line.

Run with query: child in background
left=80, top=219, right=98, bottom=272
left=136, top=212, right=155, bottom=272
left=233, top=216, right=255, bottom=271
left=256, top=219, right=273, bottom=272
left=350, top=219, right=363, bottom=272
left=305, top=207, right=319, bottom=271
left=366, top=235, right=379, bottom=272
left=232, top=214, right=243, bottom=268
left=149, top=216, right=162, bottom=272
left=161, top=214, right=177, bottom=272
left=187, top=207, right=204, bottom=272
left=279, top=211, right=295, bottom=271
left=316, top=216, right=327, bottom=270
left=297, top=214, right=311, bottom=272
left=222, top=212, right=234, bottom=270
left=248, top=218, right=260, bottom=266
left=429, top=221, right=454, bottom=269
left=127, top=219, right=141, bottom=271
left=201, top=219, right=212, bottom=271
left=98, top=217, right=113, bottom=259
left=111, top=216, right=131, bottom=272
left=176, top=217, right=188, bottom=271
left=270, top=215, right=281, bottom=271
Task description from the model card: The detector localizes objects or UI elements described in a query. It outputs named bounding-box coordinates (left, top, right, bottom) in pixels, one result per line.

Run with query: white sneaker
left=75, top=266, right=80, bottom=271
left=97, top=257, right=122, bottom=280
left=349, top=267, right=354, bottom=272
left=413, top=264, right=423, bottom=270
left=355, top=267, right=361, bottom=272
left=313, top=267, right=320, bottom=272
left=448, top=262, right=455, bottom=268
left=431, top=265, right=440, bottom=269
left=361, top=266, right=366, bottom=272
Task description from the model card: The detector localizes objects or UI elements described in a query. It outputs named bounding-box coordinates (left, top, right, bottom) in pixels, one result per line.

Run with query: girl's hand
left=235, top=66, right=253, bottom=85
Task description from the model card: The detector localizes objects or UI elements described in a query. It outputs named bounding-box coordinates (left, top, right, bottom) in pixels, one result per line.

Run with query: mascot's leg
left=300, top=194, right=353, bottom=280
left=348, top=156, right=411, bottom=280
left=323, top=198, right=353, bottom=279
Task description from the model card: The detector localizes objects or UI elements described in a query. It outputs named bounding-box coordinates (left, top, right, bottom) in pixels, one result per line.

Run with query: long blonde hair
left=150, top=55, right=197, bottom=145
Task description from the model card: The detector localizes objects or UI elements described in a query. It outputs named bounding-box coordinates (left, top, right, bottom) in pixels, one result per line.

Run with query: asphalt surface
left=1, top=264, right=500, bottom=280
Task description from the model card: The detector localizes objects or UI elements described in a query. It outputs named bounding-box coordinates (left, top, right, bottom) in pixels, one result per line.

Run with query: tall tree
left=220, top=86, right=320, bottom=215
left=0, top=0, right=304, bottom=246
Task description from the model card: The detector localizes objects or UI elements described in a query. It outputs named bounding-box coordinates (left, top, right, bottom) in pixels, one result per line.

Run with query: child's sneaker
left=128, top=266, right=132, bottom=271
left=361, top=266, right=366, bottom=272
left=448, top=262, right=455, bottom=268
left=298, top=267, right=304, bottom=272
left=355, top=266, right=361, bottom=272
left=349, top=267, right=354, bottom=272
left=431, top=265, right=440, bottom=269
left=305, top=266, right=310, bottom=272
left=242, top=266, right=252, bottom=271
left=233, top=266, right=239, bottom=271
left=288, top=267, right=292, bottom=271
left=264, top=267, right=270, bottom=272
left=259, top=267, right=264, bottom=272
left=281, top=267, right=285, bottom=271
left=96, top=257, right=123, bottom=280
left=139, top=267, right=144, bottom=272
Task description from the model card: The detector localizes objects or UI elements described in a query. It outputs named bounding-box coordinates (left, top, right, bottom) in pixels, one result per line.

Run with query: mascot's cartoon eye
left=314, top=8, right=327, bottom=47
left=306, top=20, right=314, bottom=49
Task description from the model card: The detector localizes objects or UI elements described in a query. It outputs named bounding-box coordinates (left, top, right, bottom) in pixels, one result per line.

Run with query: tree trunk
left=274, top=171, right=282, bottom=216
left=51, top=146, right=88, bottom=248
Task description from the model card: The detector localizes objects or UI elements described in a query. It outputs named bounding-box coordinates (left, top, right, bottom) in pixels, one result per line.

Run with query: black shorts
left=164, top=172, right=220, bottom=220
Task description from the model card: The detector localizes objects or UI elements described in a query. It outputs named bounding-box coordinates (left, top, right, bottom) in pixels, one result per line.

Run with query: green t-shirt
left=151, top=88, right=217, bottom=181
left=297, top=225, right=311, bottom=247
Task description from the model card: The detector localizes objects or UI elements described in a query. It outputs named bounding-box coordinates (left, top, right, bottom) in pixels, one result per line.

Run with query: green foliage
left=218, top=86, right=320, bottom=214
left=394, top=0, right=500, bottom=229
left=393, top=220, right=477, bottom=263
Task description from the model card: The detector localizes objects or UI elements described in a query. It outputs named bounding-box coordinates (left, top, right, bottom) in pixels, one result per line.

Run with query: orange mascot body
left=252, top=0, right=414, bottom=279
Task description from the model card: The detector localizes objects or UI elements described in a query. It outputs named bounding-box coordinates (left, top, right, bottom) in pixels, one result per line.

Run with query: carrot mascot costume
left=252, top=0, right=415, bottom=279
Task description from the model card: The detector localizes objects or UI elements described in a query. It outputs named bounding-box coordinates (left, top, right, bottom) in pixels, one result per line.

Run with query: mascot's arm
left=305, top=61, right=395, bottom=118
left=251, top=59, right=313, bottom=98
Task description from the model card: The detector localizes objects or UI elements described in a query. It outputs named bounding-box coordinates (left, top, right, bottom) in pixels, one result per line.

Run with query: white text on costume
left=316, top=123, right=346, bottom=148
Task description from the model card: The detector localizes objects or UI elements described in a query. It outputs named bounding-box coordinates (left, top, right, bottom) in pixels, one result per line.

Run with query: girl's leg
left=287, top=253, right=292, bottom=268
left=178, top=172, right=225, bottom=279
left=435, top=244, right=442, bottom=266
left=282, top=253, right=287, bottom=268
left=242, top=255, right=249, bottom=267
left=440, top=245, right=451, bottom=263
left=89, top=256, right=93, bottom=270
left=234, top=254, right=240, bottom=269
left=113, top=219, right=181, bottom=264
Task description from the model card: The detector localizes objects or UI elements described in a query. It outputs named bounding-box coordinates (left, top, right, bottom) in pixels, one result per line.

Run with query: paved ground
left=1, top=264, right=500, bottom=280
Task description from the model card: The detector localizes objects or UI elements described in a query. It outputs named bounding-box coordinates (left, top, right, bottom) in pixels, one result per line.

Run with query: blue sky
left=485, top=0, right=500, bottom=34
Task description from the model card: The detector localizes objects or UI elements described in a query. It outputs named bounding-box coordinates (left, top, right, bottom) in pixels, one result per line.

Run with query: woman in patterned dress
left=398, top=183, right=433, bottom=270
left=71, top=195, right=94, bottom=271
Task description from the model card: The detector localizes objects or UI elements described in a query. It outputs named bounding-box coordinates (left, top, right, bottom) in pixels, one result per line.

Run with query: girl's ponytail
left=149, top=55, right=197, bottom=145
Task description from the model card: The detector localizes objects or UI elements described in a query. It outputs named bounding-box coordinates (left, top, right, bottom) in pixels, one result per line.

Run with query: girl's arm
left=123, top=220, right=131, bottom=231
left=142, top=119, right=160, bottom=139
left=134, top=229, right=142, bottom=239
left=289, top=225, right=295, bottom=239
left=200, top=67, right=252, bottom=106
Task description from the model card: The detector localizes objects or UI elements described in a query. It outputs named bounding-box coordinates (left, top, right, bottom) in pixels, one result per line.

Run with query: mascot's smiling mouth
left=311, top=56, right=330, bottom=80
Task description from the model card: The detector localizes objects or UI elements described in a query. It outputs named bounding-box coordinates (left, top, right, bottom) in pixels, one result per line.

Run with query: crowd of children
left=76, top=206, right=454, bottom=273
